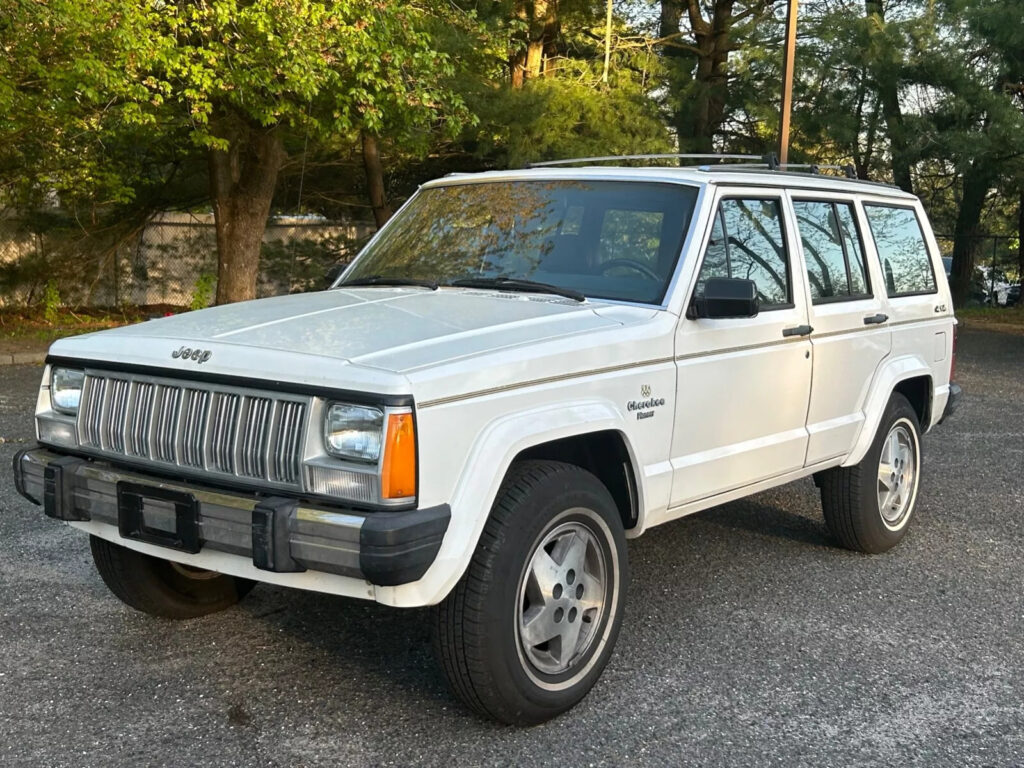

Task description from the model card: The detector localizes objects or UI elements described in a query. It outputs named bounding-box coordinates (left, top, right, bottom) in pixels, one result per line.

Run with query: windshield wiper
left=340, top=275, right=439, bottom=290
left=450, top=277, right=585, bottom=302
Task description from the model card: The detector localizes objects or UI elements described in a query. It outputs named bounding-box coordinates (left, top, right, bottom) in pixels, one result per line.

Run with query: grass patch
left=957, top=306, right=1024, bottom=330
left=0, top=305, right=183, bottom=354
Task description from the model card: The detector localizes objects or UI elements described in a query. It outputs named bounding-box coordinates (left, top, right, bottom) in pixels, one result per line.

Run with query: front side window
left=864, top=205, right=937, bottom=296
left=793, top=200, right=871, bottom=302
left=345, top=180, right=698, bottom=304
left=695, top=198, right=790, bottom=308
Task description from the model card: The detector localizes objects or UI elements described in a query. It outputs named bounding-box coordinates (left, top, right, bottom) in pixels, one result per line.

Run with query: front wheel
left=432, top=460, right=629, bottom=725
left=90, top=536, right=255, bottom=619
left=819, top=393, right=923, bottom=553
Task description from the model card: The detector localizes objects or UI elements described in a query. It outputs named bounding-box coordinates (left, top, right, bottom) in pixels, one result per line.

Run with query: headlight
left=51, top=368, right=85, bottom=415
left=324, top=403, right=384, bottom=462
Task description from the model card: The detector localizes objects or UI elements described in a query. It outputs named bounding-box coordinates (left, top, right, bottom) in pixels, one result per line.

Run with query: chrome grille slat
left=76, top=372, right=307, bottom=490
left=103, top=379, right=130, bottom=452
left=272, top=401, right=304, bottom=484
left=128, top=382, right=155, bottom=458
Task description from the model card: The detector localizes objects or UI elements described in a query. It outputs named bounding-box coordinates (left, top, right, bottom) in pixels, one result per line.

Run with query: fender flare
left=842, top=355, right=933, bottom=467
left=375, top=399, right=640, bottom=607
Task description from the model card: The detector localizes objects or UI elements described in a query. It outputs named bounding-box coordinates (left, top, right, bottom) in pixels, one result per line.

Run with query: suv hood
left=50, top=287, right=625, bottom=380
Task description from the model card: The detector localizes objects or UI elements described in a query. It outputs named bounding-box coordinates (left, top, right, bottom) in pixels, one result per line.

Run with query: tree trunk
left=949, top=161, right=994, bottom=307
left=361, top=132, right=393, bottom=230
left=510, top=0, right=529, bottom=87
left=660, top=0, right=738, bottom=154
left=864, top=0, right=913, bottom=193
left=208, top=123, right=285, bottom=306
left=511, top=0, right=558, bottom=86
left=525, top=0, right=558, bottom=81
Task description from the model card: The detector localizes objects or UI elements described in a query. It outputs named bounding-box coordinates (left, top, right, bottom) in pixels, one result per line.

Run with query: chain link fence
left=0, top=212, right=375, bottom=310
left=933, top=233, right=1021, bottom=307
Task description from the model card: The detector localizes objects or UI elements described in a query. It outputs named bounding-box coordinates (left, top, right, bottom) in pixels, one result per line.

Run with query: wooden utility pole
left=602, top=0, right=613, bottom=83
left=779, top=0, right=799, bottom=164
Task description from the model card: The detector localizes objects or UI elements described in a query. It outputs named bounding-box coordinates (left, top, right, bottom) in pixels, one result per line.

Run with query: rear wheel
left=432, top=460, right=628, bottom=725
left=90, top=536, right=255, bottom=619
left=819, top=393, right=923, bottom=553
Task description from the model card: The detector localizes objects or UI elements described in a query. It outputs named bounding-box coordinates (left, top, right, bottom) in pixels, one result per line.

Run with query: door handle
left=782, top=324, right=813, bottom=337
left=863, top=313, right=889, bottom=325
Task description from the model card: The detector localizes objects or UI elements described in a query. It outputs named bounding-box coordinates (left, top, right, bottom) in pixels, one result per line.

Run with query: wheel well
left=515, top=431, right=639, bottom=530
left=894, top=375, right=932, bottom=427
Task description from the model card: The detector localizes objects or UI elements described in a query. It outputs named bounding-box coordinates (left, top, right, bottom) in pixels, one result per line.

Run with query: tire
left=432, top=460, right=629, bottom=725
left=819, top=393, right=923, bottom=553
left=89, top=536, right=255, bottom=619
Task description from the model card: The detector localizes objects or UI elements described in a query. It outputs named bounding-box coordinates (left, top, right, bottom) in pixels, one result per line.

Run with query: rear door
left=788, top=193, right=892, bottom=465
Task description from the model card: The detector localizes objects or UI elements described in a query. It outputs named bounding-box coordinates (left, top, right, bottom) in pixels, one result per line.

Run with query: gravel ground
left=1, top=329, right=1022, bottom=767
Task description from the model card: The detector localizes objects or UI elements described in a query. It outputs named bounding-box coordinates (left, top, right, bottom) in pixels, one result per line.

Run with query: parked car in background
left=942, top=257, right=1002, bottom=306
left=1006, top=284, right=1021, bottom=307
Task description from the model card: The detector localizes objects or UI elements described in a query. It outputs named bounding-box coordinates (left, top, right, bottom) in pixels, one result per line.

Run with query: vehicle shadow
left=236, top=582, right=462, bottom=712
left=689, top=494, right=833, bottom=549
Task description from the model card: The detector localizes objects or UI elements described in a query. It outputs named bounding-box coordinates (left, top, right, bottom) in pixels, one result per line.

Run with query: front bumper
left=13, top=447, right=449, bottom=587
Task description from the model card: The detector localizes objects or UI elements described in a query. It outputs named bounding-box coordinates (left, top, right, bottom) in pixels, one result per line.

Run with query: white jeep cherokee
left=14, top=161, right=962, bottom=724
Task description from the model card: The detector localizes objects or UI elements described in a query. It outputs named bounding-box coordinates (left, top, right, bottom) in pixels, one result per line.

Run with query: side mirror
left=689, top=277, right=760, bottom=319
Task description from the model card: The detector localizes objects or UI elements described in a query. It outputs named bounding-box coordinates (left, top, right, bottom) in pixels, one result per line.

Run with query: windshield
left=342, top=180, right=699, bottom=304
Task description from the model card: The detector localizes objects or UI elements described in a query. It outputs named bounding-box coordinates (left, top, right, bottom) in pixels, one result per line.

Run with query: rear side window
left=695, top=198, right=790, bottom=308
left=793, top=200, right=871, bottom=303
left=864, top=205, right=937, bottom=296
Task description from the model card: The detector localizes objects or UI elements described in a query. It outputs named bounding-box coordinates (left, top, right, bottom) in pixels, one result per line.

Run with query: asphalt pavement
left=1, top=328, right=1022, bottom=767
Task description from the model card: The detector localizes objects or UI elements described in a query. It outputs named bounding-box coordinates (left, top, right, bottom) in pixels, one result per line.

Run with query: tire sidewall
left=480, top=470, right=628, bottom=717
left=859, top=395, right=922, bottom=547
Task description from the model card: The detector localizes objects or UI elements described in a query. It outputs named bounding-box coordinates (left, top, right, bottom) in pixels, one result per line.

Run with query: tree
left=1, top=0, right=476, bottom=304
left=658, top=0, right=778, bottom=153
left=912, top=0, right=1024, bottom=305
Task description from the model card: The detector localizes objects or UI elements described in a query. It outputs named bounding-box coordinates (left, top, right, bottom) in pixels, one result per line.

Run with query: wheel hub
left=517, top=520, right=607, bottom=676
left=877, top=422, right=917, bottom=527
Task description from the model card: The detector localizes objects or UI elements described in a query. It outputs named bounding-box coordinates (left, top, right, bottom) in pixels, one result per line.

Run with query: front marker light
left=381, top=412, right=416, bottom=500
left=324, top=403, right=384, bottom=463
left=50, top=368, right=85, bottom=415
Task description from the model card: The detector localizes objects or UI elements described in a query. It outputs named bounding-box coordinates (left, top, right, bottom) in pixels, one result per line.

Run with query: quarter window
left=864, top=205, right=937, bottom=296
left=793, top=201, right=871, bottom=302
left=696, top=198, right=790, bottom=308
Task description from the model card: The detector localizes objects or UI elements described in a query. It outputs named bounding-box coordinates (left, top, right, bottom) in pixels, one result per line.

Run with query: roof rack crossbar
left=778, top=162, right=858, bottom=179
left=525, top=153, right=762, bottom=168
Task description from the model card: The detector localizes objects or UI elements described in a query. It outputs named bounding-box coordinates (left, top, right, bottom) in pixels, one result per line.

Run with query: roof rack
left=519, top=152, right=899, bottom=188
left=525, top=153, right=763, bottom=168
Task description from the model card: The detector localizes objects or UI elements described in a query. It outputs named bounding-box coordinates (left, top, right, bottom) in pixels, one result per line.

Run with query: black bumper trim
left=939, top=382, right=962, bottom=424
left=12, top=448, right=36, bottom=505
left=360, top=506, right=452, bottom=586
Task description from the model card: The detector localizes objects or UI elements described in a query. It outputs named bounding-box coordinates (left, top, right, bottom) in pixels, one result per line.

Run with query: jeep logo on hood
left=172, top=346, right=213, bottom=364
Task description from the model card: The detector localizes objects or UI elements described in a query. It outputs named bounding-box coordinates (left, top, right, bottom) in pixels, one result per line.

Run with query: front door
left=668, top=189, right=813, bottom=510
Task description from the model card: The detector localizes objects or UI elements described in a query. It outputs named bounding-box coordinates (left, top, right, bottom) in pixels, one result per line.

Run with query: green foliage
left=42, top=281, right=62, bottom=325
left=476, top=78, right=672, bottom=167
left=1, top=0, right=1022, bottom=310
left=189, top=273, right=217, bottom=312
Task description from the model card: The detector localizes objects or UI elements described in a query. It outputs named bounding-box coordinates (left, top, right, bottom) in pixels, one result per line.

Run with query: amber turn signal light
left=381, top=412, right=416, bottom=499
